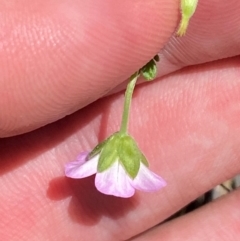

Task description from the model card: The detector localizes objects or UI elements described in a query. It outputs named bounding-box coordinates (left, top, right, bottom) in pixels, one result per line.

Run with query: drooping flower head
left=65, top=60, right=167, bottom=198
left=65, top=132, right=166, bottom=198
left=64, top=0, right=198, bottom=198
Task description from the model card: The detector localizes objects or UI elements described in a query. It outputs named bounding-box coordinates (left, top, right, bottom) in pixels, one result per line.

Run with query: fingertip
left=0, top=0, right=179, bottom=137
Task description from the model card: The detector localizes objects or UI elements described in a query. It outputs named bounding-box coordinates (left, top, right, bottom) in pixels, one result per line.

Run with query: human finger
left=130, top=189, right=240, bottom=241
left=0, top=57, right=240, bottom=240
left=0, top=0, right=178, bottom=137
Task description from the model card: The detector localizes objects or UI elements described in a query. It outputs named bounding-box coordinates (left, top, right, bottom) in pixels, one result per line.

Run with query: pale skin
left=1, top=0, right=240, bottom=240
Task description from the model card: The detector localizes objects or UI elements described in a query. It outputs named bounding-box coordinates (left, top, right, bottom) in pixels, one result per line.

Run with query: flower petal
left=95, top=161, right=135, bottom=198
left=75, top=151, right=89, bottom=164
left=131, top=163, right=166, bottom=192
left=65, top=153, right=99, bottom=179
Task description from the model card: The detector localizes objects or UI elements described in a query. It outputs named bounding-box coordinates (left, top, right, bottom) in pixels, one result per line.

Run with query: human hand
left=1, top=0, right=240, bottom=240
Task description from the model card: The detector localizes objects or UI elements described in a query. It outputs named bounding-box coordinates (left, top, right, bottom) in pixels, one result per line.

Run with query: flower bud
left=177, top=0, right=198, bottom=37
left=140, top=55, right=159, bottom=81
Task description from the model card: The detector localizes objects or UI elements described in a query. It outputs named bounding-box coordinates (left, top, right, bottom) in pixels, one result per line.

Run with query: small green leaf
left=118, top=135, right=141, bottom=178
left=140, top=59, right=157, bottom=81
left=97, top=134, right=119, bottom=172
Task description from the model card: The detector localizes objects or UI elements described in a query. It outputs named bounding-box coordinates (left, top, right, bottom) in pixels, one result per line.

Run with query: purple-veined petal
left=65, top=153, right=99, bottom=179
left=95, top=161, right=135, bottom=198
left=131, top=163, right=166, bottom=192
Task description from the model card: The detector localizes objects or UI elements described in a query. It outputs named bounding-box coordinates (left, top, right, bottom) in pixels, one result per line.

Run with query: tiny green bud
left=140, top=58, right=157, bottom=81
left=176, top=0, right=198, bottom=37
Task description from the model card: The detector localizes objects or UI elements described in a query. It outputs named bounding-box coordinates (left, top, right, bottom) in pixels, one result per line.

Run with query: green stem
left=120, top=72, right=139, bottom=134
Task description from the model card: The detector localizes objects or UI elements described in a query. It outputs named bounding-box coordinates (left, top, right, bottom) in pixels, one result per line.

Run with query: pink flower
left=65, top=152, right=166, bottom=198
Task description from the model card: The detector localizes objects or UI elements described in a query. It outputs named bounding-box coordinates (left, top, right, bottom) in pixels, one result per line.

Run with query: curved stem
left=119, top=72, right=139, bottom=134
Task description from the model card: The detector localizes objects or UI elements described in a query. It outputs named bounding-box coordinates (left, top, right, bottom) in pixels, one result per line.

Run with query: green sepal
left=89, top=134, right=115, bottom=159
left=92, top=132, right=149, bottom=179
left=140, top=59, right=157, bottom=81
left=97, top=134, right=119, bottom=172
left=118, top=135, right=141, bottom=178
left=140, top=153, right=149, bottom=167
